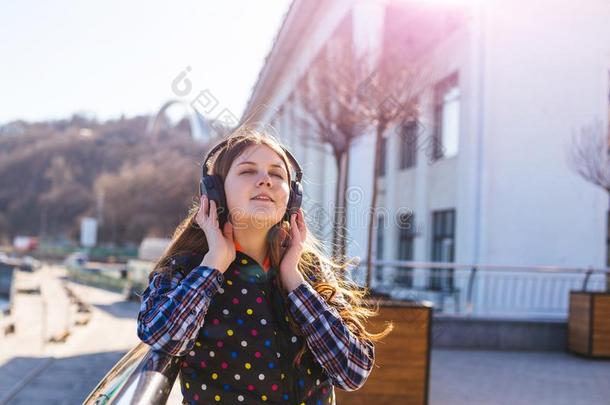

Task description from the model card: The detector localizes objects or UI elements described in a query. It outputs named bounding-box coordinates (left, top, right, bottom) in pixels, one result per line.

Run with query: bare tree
left=294, top=28, right=372, bottom=265
left=359, top=42, right=427, bottom=289
left=568, top=119, right=610, bottom=191
left=568, top=118, right=610, bottom=291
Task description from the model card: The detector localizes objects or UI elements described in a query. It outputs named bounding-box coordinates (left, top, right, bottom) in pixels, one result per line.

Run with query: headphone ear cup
left=200, top=175, right=229, bottom=227
left=283, top=180, right=303, bottom=222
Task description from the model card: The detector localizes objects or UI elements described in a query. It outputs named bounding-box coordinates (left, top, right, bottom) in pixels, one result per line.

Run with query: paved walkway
left=429, top=349, right=610, bottom=405
left=1, top=265, right=609, bottom=404
left=0, top=265, right=143, bottom=404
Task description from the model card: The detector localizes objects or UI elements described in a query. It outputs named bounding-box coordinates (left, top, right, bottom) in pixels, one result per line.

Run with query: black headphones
left=200, top=137, right=303, bottom=229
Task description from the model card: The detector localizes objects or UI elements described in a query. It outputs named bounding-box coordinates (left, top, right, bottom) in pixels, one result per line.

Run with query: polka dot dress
left=178, top=250, right=334, bottom=404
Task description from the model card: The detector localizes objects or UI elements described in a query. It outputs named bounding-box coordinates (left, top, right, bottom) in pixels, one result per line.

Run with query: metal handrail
left=358, top=258, right=610, bottom=274
left=355, top=259, right=609, bottom=316
left=83, top=343, right=180, bottom=405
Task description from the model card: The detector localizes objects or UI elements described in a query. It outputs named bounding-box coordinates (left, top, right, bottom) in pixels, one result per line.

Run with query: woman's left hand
left=279, top=208, right=307, bottom=292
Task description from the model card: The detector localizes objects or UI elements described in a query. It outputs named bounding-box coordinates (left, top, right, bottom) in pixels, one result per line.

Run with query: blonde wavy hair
left=151, top=130, right=393, bottom=364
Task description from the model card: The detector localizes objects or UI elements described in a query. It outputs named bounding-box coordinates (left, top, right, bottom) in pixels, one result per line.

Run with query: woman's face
left=224, top=144, right=291, bottom=230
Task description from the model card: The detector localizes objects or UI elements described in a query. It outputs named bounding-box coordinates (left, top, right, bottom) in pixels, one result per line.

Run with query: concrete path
left=429, top=349, right=610, bottom=405
left=1, top=265, right=609, bottom=404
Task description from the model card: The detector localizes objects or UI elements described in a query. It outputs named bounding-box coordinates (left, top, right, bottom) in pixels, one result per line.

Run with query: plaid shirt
left=137, top=263, right=375, bottom=392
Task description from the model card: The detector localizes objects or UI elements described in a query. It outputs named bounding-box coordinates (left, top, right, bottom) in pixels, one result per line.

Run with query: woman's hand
left=279, top=208, right=307, bottom=292
left=196, top=195, right=235, bottom=273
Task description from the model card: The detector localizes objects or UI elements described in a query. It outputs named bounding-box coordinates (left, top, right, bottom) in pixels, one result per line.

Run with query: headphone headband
left=199, top=136, right=304, bottom=230
left=202, top=137, right=302, bottom=182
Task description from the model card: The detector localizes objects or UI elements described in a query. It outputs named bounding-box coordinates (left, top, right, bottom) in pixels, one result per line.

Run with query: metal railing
left=351, top=259, right=609, bottom=318
left=84, top=343, right=180, bottom=405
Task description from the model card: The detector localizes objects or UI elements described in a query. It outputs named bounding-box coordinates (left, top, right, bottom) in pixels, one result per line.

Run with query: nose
left=257, top=172, right=272, bottom=187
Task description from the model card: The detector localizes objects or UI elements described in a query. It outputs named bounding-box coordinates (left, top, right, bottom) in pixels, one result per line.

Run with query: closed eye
left=240, top=170, right=285, bottom=180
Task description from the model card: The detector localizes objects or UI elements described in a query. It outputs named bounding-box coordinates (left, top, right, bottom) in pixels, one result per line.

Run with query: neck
left=233, top=226, right=269, bottom=267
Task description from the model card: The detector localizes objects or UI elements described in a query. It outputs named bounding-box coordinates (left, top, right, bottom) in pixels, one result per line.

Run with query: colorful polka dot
left=227, top=329, right=234, bottom=336
left=245, top=362, right=251, bottom=369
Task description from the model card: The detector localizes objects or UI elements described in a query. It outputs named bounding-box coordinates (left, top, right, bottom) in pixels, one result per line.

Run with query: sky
left=0, top=0, right=292, bottom=125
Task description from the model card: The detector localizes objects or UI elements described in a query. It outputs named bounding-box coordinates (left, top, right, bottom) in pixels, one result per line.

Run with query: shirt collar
left=233, top=239, right=271, bottom=272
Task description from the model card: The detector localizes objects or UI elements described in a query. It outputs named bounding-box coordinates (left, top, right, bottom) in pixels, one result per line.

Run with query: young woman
left=137, top=131, right=392, bottom=404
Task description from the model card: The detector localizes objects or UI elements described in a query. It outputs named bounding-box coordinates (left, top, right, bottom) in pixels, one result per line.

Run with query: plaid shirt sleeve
left=286, top=281, right=375, bottom=392
left=136, top=265, right=224, bottom=356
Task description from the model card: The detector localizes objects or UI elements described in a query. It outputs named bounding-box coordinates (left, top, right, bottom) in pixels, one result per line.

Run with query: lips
left=251, top=193, right=274, bottom=202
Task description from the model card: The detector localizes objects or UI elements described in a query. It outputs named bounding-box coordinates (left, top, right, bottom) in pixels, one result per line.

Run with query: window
left=607, top=210, right=610, bottom=267
left=396, top=212, right=416, bottom=287
left=429, top=209, right=456, bottom=290
left=375, top=215, right=385, bottom=282
left=378, top=137, right=387, bottom=177
left=432, top=73, right=460, bottom=161
left=399, top=120, right=418, bottom=170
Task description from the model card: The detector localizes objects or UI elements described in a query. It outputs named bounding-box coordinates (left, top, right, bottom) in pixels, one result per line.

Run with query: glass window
left=396, top=212, right=415, bottom=287
left=432, top=73, right=460, bottom=161
left=430, top=209, right=456, bottom=291
left=379, top=137, right=387, bottom=177
left=399, top=120, right=418, bottom=170
left=375, top=215, right=385, bottom=282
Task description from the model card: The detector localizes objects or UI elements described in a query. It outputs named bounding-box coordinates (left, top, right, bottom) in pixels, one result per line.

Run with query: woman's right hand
left=196, top=195, right=235, bottom=273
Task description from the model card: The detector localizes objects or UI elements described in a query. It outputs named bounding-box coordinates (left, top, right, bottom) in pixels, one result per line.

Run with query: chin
left=244, top=210, right=283, bottom=229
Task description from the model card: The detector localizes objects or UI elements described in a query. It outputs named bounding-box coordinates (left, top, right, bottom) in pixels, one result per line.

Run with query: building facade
left=242, top=0, right=610, bottom=314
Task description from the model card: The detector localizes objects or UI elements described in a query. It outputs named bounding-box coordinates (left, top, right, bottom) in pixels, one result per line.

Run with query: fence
left=351, top=259, right=609, bottom=319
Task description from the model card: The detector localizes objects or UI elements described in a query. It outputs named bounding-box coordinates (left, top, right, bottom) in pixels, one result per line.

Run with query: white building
left=242, top=0, right=610, bottom=314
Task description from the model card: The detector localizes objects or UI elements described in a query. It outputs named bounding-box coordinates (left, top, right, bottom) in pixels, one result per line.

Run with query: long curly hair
left=151, top=129, right=393, bottom=365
